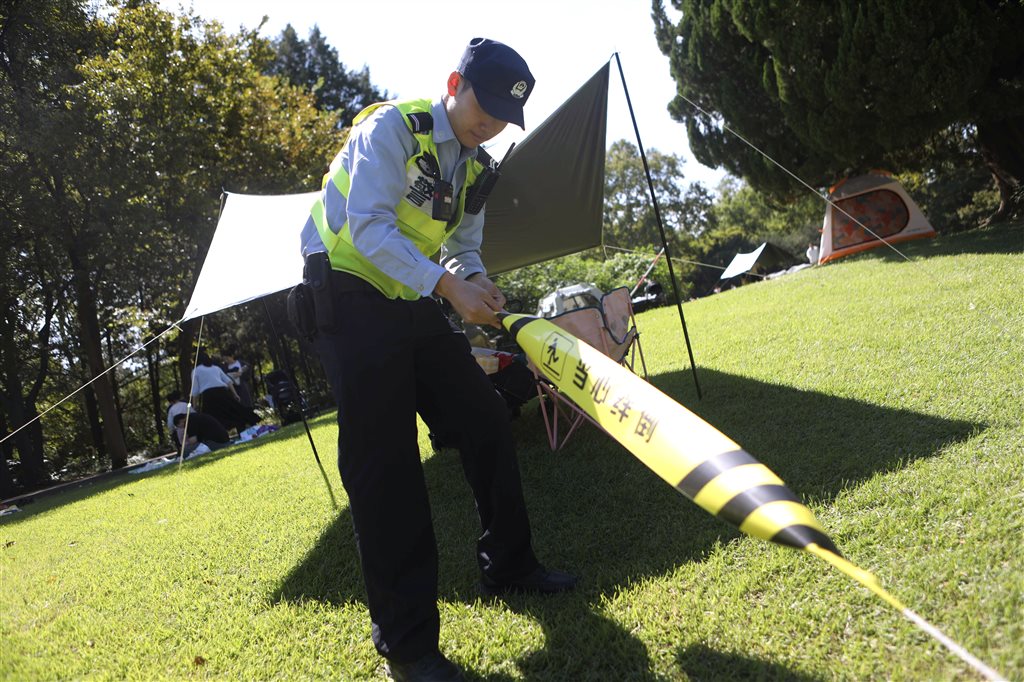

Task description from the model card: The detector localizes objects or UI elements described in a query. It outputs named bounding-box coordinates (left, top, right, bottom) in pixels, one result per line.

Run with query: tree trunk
left=67, top=247, right=129, bottom=470
left=0, top=394, right=46, bottom=492
left=0, top=405, right=46, bottom=493
left=145, top=330, right=166, bottom=446
left=0, top=307, right=50, bottom=492
left=103, top=327, right=126, bottom=437
left=83, top=381, right=105, bottom=455
left=0, top=412, right=13, bottom=498
left=976, top=116, right=1024, bottom=221
left=176, top=317, right=198, bottom=396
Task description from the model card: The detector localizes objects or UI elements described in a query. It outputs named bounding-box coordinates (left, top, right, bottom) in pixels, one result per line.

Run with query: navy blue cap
left=457, top=38, right=534, bottom=129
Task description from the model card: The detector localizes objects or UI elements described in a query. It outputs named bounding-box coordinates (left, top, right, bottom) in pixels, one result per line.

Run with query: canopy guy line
left=673, top=91, right=918, bottom=264
left=674, top=86, right=1007, bottom=682
left=602, top=244, right=767, bottom=278
left=1, top=322, right=181, bottom=447
left=672, top=91, right=1015, bottom=339
left=504, top=311, right=1006, bottom=682
left=807, top=544, right=1005, bottom=681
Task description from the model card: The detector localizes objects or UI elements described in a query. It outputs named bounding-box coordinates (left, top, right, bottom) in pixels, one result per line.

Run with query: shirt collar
left=432, top=98, right=479, bottom=161
left=432, top=98, right=457, bottom=144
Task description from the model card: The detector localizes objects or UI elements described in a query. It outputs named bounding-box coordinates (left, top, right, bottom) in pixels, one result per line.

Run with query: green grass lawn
left=2, top=222, right=1022, bottom=681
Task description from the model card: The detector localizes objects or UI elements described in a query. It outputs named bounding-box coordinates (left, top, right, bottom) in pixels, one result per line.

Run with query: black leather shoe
left=480, top=565, right=578, bottom=596
left=385, top=651, right=464, bottom=682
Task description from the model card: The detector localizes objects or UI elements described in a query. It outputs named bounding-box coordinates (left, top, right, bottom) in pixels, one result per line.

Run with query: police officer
left=299, top=38, right=576, bottom=681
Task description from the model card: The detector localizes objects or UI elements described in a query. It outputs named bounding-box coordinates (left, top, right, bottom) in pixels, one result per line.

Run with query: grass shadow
left=271, top=369, right=979, bottom=678
left=655, top=368, right=981, bottom=503
left=675, top=643, right=824, bottom=681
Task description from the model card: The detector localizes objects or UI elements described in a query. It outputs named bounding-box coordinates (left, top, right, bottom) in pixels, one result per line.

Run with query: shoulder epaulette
left=405, top=112, right=433, bottom=134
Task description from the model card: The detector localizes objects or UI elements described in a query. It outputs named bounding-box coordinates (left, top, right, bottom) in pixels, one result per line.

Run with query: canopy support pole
left=260, top=298, right=337, bottom=509
left=613, top=53, right=702, bottom=399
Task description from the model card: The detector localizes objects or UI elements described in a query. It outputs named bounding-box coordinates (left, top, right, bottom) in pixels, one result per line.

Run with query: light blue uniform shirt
left=300, top=98, right=487, bottom=297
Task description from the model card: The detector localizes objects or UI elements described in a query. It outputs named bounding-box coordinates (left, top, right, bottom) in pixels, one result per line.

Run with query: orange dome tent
left=818, top=172, right=936, bottom=264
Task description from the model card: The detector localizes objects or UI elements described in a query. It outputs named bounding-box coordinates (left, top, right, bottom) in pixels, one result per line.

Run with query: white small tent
left=719, top=242, right=799, bottom=280
left=818, top=172, right=935, bottom=264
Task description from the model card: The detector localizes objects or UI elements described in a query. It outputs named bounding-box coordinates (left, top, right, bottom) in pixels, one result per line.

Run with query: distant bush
left=495, top=249, right=682, bottom=314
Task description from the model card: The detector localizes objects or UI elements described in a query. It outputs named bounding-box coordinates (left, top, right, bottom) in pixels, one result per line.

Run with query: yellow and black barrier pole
left=500, top=312, right=1004, bottom=681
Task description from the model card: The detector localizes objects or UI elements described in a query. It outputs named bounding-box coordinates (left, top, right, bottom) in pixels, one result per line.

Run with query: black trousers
left=312, top=272, right=539, bottom=662
left=199, top=387, right=258, bottom=431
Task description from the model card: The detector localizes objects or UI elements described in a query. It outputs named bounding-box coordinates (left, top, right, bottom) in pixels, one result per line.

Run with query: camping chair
left=530, top=286, right=648, bottom=450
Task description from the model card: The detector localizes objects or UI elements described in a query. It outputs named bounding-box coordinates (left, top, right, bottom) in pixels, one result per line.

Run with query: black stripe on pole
left=772, top=525, right=842, bottom=556
left=613, top=53, right=702, bottom=399
left=675, top=449, right=759, bottom=498
left=509, top=315, right=539, bottom=340
left=716, top=484, right=801, bottom=527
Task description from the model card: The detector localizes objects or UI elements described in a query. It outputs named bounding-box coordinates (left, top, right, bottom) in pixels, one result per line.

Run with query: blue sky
left=160, top=0, right=727, bottom=188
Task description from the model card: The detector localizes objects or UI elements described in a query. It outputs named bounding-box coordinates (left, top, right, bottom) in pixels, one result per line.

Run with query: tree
left=71, top=1, right=339, bottom=456
left=652, top=0, right=1024, bottom=217
left=0, top=242, right=61, bottom=494
left=603, top=139, right=715, bottom=250
left=2, top=0, right=339, bottom=486
left=666, top=177, right=822, bottom=296
left=0, top=0, right=128, bottom=472
left=267, top=24, right=388, bottom=128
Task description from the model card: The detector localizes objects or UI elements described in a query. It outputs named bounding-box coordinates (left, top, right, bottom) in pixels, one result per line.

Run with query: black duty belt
left=328, top=269, right=382, bottom=294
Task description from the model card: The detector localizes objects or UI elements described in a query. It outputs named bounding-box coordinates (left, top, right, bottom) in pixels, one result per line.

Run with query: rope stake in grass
left=500, top=312, right=1005, bottom=681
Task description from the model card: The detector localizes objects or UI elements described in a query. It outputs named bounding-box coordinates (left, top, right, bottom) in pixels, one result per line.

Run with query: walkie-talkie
left=464, top=142, right=515, bottom=215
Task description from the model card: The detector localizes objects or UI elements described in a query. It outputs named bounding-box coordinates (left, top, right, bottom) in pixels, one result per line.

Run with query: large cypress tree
left=652, top=0, right=1024, bottom=217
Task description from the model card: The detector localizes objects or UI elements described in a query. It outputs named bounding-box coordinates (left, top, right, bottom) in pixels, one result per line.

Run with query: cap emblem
left=510, top=80, right=528, bottom=99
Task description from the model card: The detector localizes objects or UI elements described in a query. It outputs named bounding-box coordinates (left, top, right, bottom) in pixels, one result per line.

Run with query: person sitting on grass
left=165, top=390, right=196, bottom=450
left=173, top=412, right=231, bottom=456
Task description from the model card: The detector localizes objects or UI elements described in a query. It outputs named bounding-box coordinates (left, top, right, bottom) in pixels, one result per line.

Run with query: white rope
left=902, top=608, right=1006, bottom=681
left=0, top=323, right=181, bottom=446
left=603, top=244, right=766, bottom=277
left=674, top=91, right=1016, bottom=337
left=675, top=91, right=918, bottom=263
left=677, top=74, right=1010, bottom=682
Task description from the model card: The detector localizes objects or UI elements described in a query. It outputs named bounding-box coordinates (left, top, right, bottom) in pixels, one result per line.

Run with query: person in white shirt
left=806, top=241, right=820, bottom=265
left=190, top=350, right=258, bottom=432
left=165, top=390, right=195, bottom=449
left=221, top=349, right=253, bottom=408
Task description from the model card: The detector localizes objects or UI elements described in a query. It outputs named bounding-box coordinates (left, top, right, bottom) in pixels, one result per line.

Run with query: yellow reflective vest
left=309, top=99, right=485, bottom=300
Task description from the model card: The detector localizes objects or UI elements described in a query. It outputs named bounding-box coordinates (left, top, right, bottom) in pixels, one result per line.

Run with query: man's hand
left=466, top=272, right=506, bottom=310
left=435, top=272, right=504, bottom=328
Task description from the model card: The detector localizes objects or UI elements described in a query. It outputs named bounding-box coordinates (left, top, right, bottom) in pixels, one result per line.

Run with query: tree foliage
left=603, top=139, right=715, bottom=251
left=267, top=24, right=388, bottom=128
left=495, top=249, right=675, bottom=315
left=1, top=0, right=340, bottom=492
left=652, top=0, right=1024, bottom=216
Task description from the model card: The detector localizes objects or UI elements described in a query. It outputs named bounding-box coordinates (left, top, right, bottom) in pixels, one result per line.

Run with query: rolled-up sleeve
left=346, top=108, right=447, bottom=296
